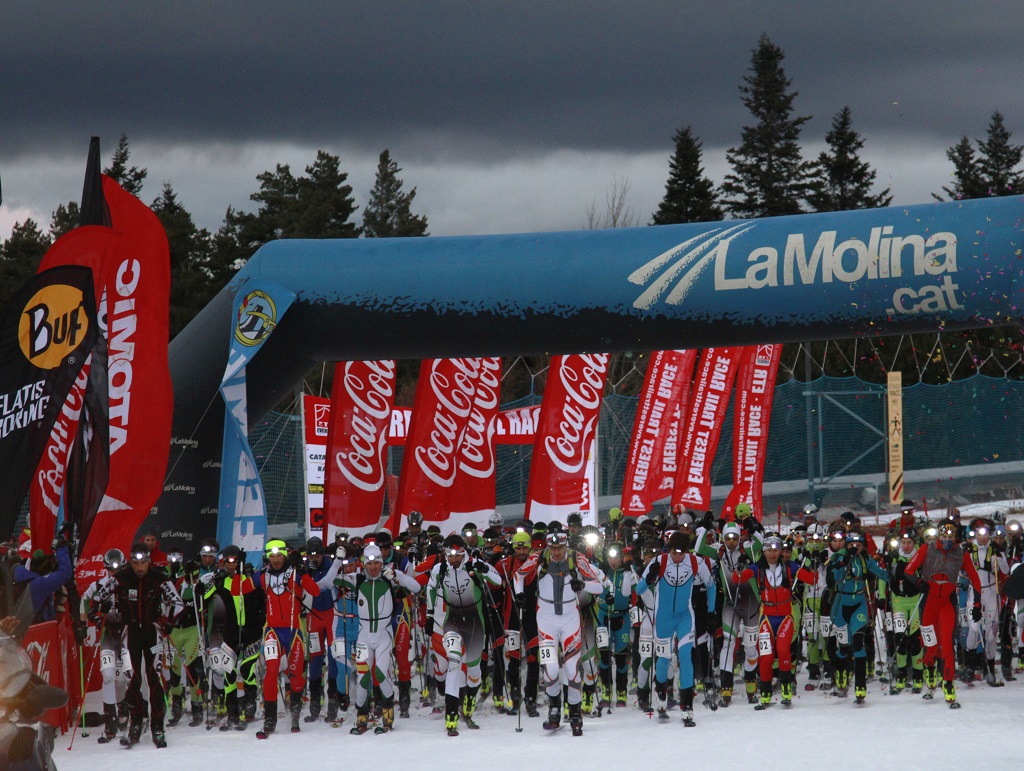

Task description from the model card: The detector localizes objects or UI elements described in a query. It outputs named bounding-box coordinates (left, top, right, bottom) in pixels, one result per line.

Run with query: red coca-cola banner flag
left=722, top=344, right=782, bottom=521
left=672, top=347, right=742, bottom=510
left=525, top=354, right=609, bottom=521
left=78, top=175, right=172, bottom=591
left=391, top=358, right=482, bottom=530
left=620, top=350, right=696, bottom=517
left=447, top=357, right=502, bottom=530
left=323, top=360, right=397, bottom=539
left=30, top=226, right=120, bottom=553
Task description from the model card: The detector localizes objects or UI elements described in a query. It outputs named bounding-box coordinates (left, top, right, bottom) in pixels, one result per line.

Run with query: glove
left=464, top=560, right=477, bottom=577
left=746, top=518, right=764, bottom=535
left=514, top=592, right=526, bottom=609
left=915, top=578, right=930, bottom=596
left=87, top=611, right=104, bottom=627
left=876, top=598, right=888, bottom=614
left=288, top=551, right=304, bottom=570
left=645, top=562, right=659, bottom=586
left=570, top=578, right=585, bottom=593
left=159, top=619, right=173, bottom=636
left=74, top=624, right=87, bottom=644
left=972, top=603, right=982, bottom=622
left=242, top=562, right=255, bottom=576
left=604, top=591, right=616, bottom=605
left=383, top=565, right=396, bottom=582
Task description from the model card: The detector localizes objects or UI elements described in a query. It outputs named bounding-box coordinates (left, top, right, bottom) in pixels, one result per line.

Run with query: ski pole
left=68, top=618, right=105, bottom=751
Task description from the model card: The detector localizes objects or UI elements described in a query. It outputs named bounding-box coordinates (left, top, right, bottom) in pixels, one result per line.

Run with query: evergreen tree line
left=2, top=33, right=1022, bottom=391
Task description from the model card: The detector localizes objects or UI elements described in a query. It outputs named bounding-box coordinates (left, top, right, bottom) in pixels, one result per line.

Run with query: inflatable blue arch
left=157, top=198, right=1024, bottom=546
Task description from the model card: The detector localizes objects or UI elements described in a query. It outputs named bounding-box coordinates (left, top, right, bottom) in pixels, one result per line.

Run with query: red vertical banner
left=446, top=357, right=502, bottom=530
left=77, top=176, right=171, bottom=590
left=620, top=350, right=696, bottom=517
left=30, top=226, right=120, bottom=554
left=524, top=353, right=609, bottom=521
left=323, top=360, right=397, bottom=539
left=672, top=347, right=742, bottom=510
left=391, top=358, right=482, bottom=531
left=722, top=344, right=782, bottom=521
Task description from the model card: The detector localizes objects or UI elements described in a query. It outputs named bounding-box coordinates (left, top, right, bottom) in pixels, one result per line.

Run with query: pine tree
left=651, top=126, right=722, bottom=224
left=103, top=133, right=147, bottom=195
left=361, top=150, right=428, bottom=238
left=976, top=111, right=1024, bottom=196
left=49, top=201, right=80, bottom=240
left=805, top=106, right=892, bottom=212
left=0, top=219, right=49, bottom=318
left=721, top=34, right=812, bottom=218
left=935, top=136, right=986, bottom=201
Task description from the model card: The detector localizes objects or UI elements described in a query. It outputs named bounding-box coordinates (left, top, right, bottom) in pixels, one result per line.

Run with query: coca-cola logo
left=334, top=360, right=396, bottom=493
left=544, top=354, right=608, bottom=474
left=413, top=358, right=481, bottom=487
left=458, top=357, right=501, bottom=479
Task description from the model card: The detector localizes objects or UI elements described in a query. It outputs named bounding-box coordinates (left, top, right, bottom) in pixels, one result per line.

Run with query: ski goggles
left=546, top=532, right=569, bottom=547
left=167, top=551, right=184, bottom=564
left=265, top=540, right=288, bottom=557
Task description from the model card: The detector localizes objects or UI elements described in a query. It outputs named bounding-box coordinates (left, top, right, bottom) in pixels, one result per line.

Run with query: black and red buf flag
left=0, top=265, right=98, bottom=539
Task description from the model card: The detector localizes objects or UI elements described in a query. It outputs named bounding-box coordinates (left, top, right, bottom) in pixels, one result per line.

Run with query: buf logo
left=313, top=404, right=330, bottom=436
left=234, top=289, right=278, bottom=347
left=18, top=284, right=90, bottom=369
left=628, top=224, right=754, bottom=309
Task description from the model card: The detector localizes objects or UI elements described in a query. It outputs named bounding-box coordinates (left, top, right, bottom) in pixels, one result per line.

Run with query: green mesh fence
left=250, top=374, right=1024, bottom=529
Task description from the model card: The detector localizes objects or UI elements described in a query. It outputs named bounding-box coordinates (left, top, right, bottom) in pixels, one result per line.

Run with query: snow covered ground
left=56, top=674, right=1022, bottom=771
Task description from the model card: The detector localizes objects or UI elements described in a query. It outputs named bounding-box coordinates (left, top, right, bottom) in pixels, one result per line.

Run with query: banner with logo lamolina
left=0, top=265, right=99, bottom=541
left=672, top=346, right=742, bottom=510
left=721, top=344, right=782, bottom=521
left=524, top=353, right=609, bottom=524
left=391, top=358, right=483, bottom=532
left=446, top=357, right=502, bottom=531
left=217, top=283, right=296, bottom=561
left=321, top=360, right=397, bottom=541
left=30, top=225, right=120, bottom=554
left=620, top=349, right=696, bottom=518
left=76, top=176, right=173, bottom=590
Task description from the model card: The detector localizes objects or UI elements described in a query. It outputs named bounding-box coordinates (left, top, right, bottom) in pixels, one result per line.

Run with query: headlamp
left=130, top=551, right=149, bottom=563
left=584, top=532, right=599, bottom=547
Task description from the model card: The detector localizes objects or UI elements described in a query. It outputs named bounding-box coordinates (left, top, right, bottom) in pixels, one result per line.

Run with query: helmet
left=1008, top=519, right=1022, bottom=535
left=802, top=503, right=819, bottom=516
left=994, top=524, right=1007, bottom=538
left=845, top=529, right=867, bottom=545
left=937, top=519, right=957, bottom=541
left=516, top=519, right=533, bottom=534
left=567, top=512, right=583, bottom=527
left=103, top=548, right=125, bottom=571
left=362, top=543, right=383, bottom=563
left=407, top=511, right=424, bottom=527
left=461, top=522, right=478, bottom=537
left=374, top=531, right=393, bottom=549
left=511, top=531, right=532, bottom=547
left=763, top=535, right=784, bottom=551
left=306, top=536, right=325, bottom=555
left=608, top=507, right=623, bottom=523
left=546, top=529, right=569, bottom=547
left=265, top=539, right=288, bottom=557
left=488, top=512, right=504, bottom=528
left=129, top=542, right=150, bottom=562
left=899, top=499, right=915, bottom=513
left=722, top=522, right=742, bottom=541
left=992, top=511, right=1006, bottom=524
left=735, top=503, right=753, bottom=520
left=222, top=545, right=243, bottom=562
left=199, top=538, right=220, bottom=558
left=605, top=541, right=625, bottom=560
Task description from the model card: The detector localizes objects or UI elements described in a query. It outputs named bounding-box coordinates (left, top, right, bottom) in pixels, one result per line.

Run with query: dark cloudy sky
left=3, top=1, right=1022, bottom=240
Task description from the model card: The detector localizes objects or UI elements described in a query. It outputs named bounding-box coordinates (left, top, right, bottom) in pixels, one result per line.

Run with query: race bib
left=758, top=634, right=772, bottom=656
left=308, top=632, right=322, bottom=655
left=99, top=650, right=116, bottom=670
left=596, top=626, right=609, bottom=649
left=638, top=638, right=653, bottom=657
left=504, top=630, right=521, bottom=650
left=803, top=615, right=816, bottom=636
left=263, top=636, right=280, bottom=661
left=892, top=613, right=907, bottom=634
left=655, top=639, right=672, bottom=658
left=629, top=606, right=641, bottom=626
left=443, top=632, right=462, bottom=655
left=330, top=639, right=347, bottom=662
left=820, top=618, right=833, bottom=638
left=835, top=625, right=849, bottom=645
left=884, top=613, right=893, bottom=632
left=355, top=642, right=370, bottom=663
left=538, top=641, right=557, bottom=663
left=921, top=625, right=938, bottom=648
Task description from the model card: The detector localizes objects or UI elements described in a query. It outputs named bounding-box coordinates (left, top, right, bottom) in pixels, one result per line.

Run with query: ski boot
left=569, top=701, right=583, bottom=736
left=1002, top=663, right=1017, bottom=683
left=701, top=677, right=718, bottom=712
left=97, top=703, right=118, bottom=744
left=616, top=688, right=628, bottom=708
left=581, top=684, right=595, bottom=716
left=943, top=679, right=960, bottom=708
left=754, top=680, right=772, bottom=711
left=305, top=679, right=323, bottom=722
left=805, top=663, right=821, bottom=692
left=221, top=692, right=244, bottom=732
left=256, top=702, right=277, bottom=739
left=398, top=680, right=411, bottom=718
left=892, top=672, right=906, bottom=695
left=543, top=695, right=562, bottom=730
left=746, top=671, right=760, bottom=702
left=832, top=666, right=849, bottom=698
left=636, top=687, right=651, bottom=713
left=524, top=695, right=539, bottom=718
left=985, top=659, right=1004, bottom=687
left=855, top=686, right=867, bottom=704
left=121, top=715, right=144, bottom=747
left=167, top=693, right=184, bottom=726
left=911, top=670, right=924, bottom=694
left=780, top=672, right=795, bottom=706
left=462, top=688, right=480, bottom=729
left=188, top=699, right=204, bottom=727
left=289, top=689, right=303, bottom=732
left=679, top=687, right=696, bottom=726
left=326, top=691, right=340, bottom=723
left=241, top=689, right=257, bottom=724
left=719, top=687, right=732, bottom=708
left=375, top=698, right=395, bottom=734
left=151, top=719, right=166, bottom=749
left=349, top=710, right=370, bottom=735
left=445, top=694, right=461, bottom=736
left=654, top=681, right=670, bottom=721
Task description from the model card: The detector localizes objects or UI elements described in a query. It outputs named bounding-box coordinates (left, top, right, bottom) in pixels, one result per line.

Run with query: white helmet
left=363, top=544, right=383, bottom=563
left=488, top=512, right=504, bottom=528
